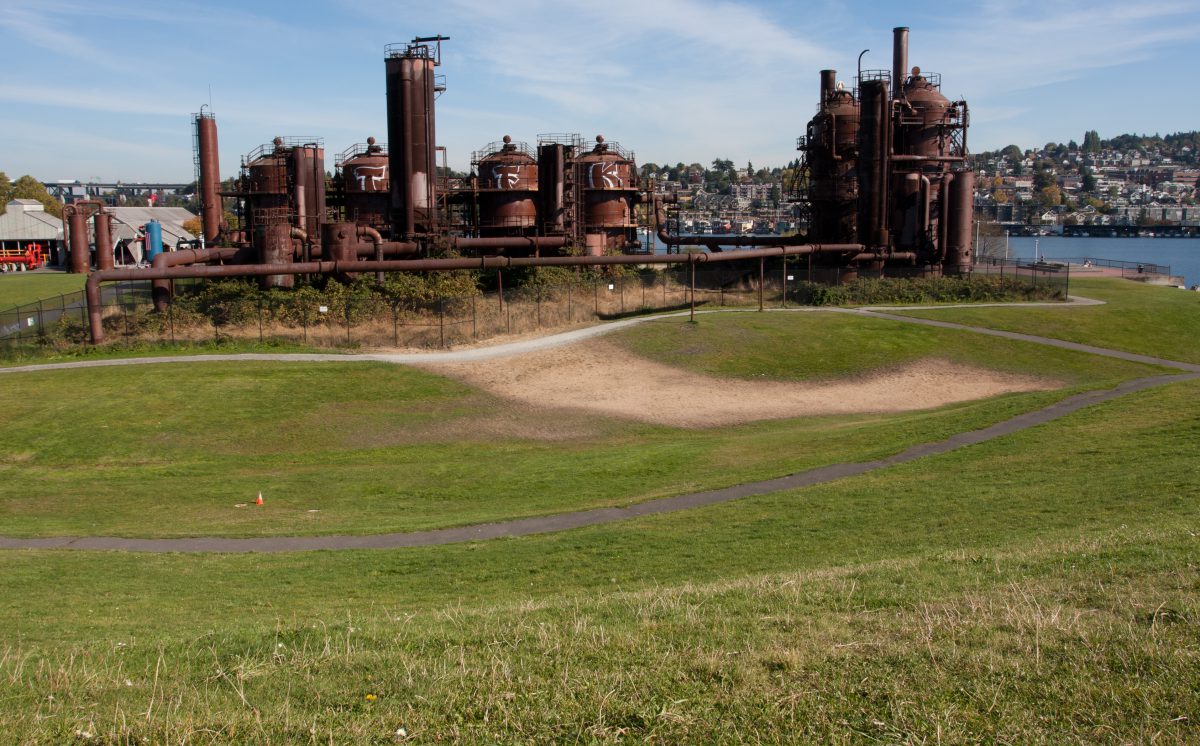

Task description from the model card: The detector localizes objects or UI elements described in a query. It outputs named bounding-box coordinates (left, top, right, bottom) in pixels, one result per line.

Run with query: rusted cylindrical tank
left=385, top=43, right=439, bottom=237
left=246, top=139, right=290, bottom=234
left=94, top=212, right=114, bottom=271
left=575, top=135, right=638, bottom=254
left=806, top=71, right=860, bottom=244
left=476, top=136, right=538, bottom=234
left=341, top=137, right=390, bottom=229
left=856, top=79, right=890, bottom=248
left=943, top=170, right=975, bottom=273
left=258, top=223, right=294, bottom=289
left=898, top=69, right=952, bottom=159
left=67, top=209, right=90, bottom=273
left=195, top=111, right=222, bottom=243
left=291, top=143, right=326, bottom=239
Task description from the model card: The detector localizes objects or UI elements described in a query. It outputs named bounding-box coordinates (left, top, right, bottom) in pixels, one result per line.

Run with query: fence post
left=471, top=294, right=477, bottom=339
left=689, top=259, right=696, bottom=322
left=258, top=299, right=264, bottom=344
left=393, top=303, right=399, bottom=346
left=719, top=264, right=724, bottom=307
left=169, top=306, right=175, bottom=345
left=497, top=269, right=504, bottom=311
left=594, top=278, right=599, bottom=316
left=36, top=300, right=44, bottom=340
left=620, top=275, right=625, bottom=314
left=567, top=281, right=572, bottom=322
left=759, top=257, right=764, bottom=312
left=302, top=311, right=308, bottom=344
left=345, top=303, right=351, bottom=346
left=439, top=298, right=445, bottom=348
left=781, top=260, right=787, bottom=308
left=536, top=287, right=542, bottom=328
left=123, top=303, right=130, bottom=340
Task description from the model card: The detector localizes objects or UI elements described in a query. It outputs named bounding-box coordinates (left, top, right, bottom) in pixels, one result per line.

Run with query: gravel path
left=2, top=295, right=1194, bottom=553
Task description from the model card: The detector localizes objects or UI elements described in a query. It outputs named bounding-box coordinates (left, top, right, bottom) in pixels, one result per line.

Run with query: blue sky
left=2, top=0, right=1198, bottom=182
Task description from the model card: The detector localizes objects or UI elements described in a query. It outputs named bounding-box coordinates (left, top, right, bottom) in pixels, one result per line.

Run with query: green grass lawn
left=0, top=312, right=1163, bottom=539
left=0, top=281, right=1196, bottom=741
left=894, top=276, right=1200, bottom=363
left=0, top=377, right=1195, bottom=742
left=0, top=271, right=85, bottom=309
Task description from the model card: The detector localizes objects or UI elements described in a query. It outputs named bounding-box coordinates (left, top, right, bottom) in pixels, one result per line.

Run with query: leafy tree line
left=0, top=172, right=63, bottom=217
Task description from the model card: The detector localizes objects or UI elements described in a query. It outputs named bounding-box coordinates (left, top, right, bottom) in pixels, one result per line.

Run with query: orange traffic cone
left=256, top=492, right=264, bottom=506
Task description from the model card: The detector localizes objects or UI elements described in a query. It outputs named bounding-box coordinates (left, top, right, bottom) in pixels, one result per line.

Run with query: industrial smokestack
left=856, top=79, right=890, bottom=248
left=820, top=69, right=837, bottom=107
left=892, top=27, right=909, bottom=98
left=194, top=111, right=222, bottom=243
left=385, top=38, right=444, bottom=239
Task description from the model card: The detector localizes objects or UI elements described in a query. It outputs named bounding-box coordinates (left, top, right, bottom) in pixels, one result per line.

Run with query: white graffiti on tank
left=353, top=165, right=387, bottom=191
left=492, top=165, right=522, bottom=189
left=589, top=163, right=623, bottom=189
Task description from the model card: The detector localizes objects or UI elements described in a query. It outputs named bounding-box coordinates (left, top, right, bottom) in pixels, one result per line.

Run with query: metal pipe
left=151, top=247, right=241, bottom=311
left=63, top=201, right=104, bottom=274
left=93, top=212, right=115, bottom=272
left=359, top=225, right=385, bottom=282
left=195, top=110, right=223, bottom=243
left=889, top=155, right=967, bottom=163
left=937, top=173, right=955, bottom=264
left=892, top=27, right=909, bottom=99
left=820, top=69, right=837, bottom=107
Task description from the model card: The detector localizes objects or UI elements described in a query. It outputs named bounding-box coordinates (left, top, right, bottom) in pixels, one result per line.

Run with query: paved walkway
left=2, top=297, right=1196, bottom=553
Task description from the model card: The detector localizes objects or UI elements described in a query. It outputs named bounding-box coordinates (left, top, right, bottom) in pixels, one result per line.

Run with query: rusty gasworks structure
left=83, top=27, right=974, bottom=342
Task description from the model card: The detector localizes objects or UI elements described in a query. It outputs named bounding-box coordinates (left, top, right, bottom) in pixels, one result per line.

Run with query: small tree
left=10, top=175, right=62, bottom=217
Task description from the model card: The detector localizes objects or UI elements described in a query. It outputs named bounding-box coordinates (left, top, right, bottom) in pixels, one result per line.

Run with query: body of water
left=647, top=231, right=1200, bottom=287
left=1006, top=236, right=1200, bottom=289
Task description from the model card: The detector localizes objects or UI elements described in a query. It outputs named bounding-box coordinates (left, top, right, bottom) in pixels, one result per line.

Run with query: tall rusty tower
left=385, top=36, right=448, bottom=240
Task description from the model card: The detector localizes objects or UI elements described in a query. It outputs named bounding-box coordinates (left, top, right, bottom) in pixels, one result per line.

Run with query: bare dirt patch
left=418, top=340, right=1056, bottom=428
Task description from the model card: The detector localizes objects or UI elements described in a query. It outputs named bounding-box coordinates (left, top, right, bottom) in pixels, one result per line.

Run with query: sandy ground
left=419, top=339, right=1055, bottom=428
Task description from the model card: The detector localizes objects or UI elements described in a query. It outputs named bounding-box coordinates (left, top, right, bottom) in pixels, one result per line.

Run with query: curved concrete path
left=1, top=297, right=1197, bottom=553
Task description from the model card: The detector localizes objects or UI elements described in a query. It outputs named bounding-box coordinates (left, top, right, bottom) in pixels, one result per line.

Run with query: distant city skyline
left=2, top=0, right=1198, bottom=182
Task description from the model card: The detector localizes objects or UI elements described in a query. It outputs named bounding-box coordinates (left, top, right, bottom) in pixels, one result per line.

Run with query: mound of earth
left=417, top=340, right=1054, bottom=428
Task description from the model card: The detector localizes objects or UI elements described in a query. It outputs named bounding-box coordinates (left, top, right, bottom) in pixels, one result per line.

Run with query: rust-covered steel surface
left=475, top=136, right=539, bottom=233
left=892, top=27, right=909, bottom=99
left=944, top=170, right=975, bottom=273
left=291, top=144, right=327, bottom=240
left=259, top=224, right=294, bottom=289
left=385, top=37, right=443, bottom=237
left=792, top=26, right=975, bottom=273
left=93, top=212, right=114, bottom=272
left=855, top=79, right=890, bottom=249
left=805, top=69, right=860, bottom=244
left=63, top=202, right=102, bottom=274
left=195, top=111, right=222, bottom=242
left=340, top=138, right=390, bottom=229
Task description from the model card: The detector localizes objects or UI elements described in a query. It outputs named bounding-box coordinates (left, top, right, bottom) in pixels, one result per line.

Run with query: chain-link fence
left=0, top=258, right=1068, bottom=352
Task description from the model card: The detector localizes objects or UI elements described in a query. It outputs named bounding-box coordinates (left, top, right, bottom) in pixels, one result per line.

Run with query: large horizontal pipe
left=889, top=155, right=967, bottom=163
left=86, top=244, right=876, bottom=343
left=151, top=246, right=246, bottom=311
left=449, top=236, right=569, bottom=252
